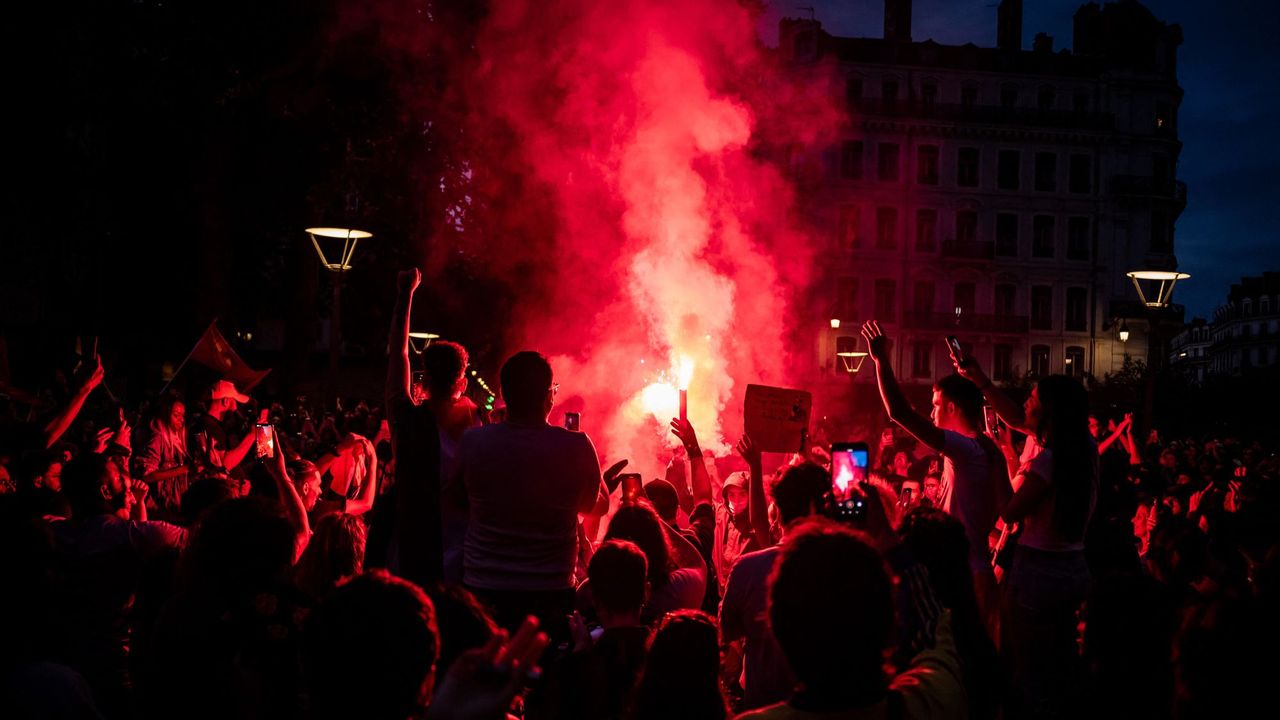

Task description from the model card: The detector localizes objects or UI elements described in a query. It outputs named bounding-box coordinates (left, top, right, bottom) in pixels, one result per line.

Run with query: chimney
left=1033, top=32, right=1054, bottom=53
left=884, top=0, right=912, bottom=43
left=997, top=0, right=1023, bottom=51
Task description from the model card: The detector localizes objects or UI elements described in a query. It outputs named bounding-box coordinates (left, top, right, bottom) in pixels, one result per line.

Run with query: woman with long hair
left=958, top=361, right=1098, bottom=720
left=629, top=610, right=728, bottom=720
left=599, top=504, right=706, bottom=624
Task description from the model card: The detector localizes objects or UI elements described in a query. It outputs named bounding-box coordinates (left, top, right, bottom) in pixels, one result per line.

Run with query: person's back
left=460, top=351, right=604, bottom=638
left=720, top=463, right=831, bottom=710
left=461, top=420, right=600, bottom=591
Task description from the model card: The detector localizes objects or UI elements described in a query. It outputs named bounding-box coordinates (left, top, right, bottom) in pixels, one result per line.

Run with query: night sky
left=760, top=0, right=1280, bottom=320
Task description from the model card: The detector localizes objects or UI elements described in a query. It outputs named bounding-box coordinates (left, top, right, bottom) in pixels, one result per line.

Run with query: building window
left=995, top=283, right=1016, bottom=316
left=961, top=86, right=978, bottom=110
left=1153, top=154, right=1170, bottom=191
left=1072, top=92, right=1089, bottom=113
left=1037, top=86, right=1056, bottom=111
left=921, top=82, right=937, bottom=110
left=838, top=205, right=860, bottom=249
left=1031, top=345, right=1050, bottom=377
left=913, top=280, right=935, bottom=315
left=875, top=279, right=897, bottom=322
left=1031, top=286, right=1053, bottom=330
left=1033, top=215, right=1056, bottom=258
left=1155, top=101, right=1172, bottom=132
left=915, top=209, right=937, bottom=252
left=996, top=213, right=1018, bottom=256
left=1000, top=84, right=1019, bottom=109
left=878, top=143, right=900, bottom=182
left=882, top=80, right=899, bottom=111
left=1150, top=210, right=1171, bottom=252
left=1035, top=152, right=1057, bottom=191
left=912, top=342, right=932, bottom=378
left=1065, top=287, right=1088, bottom=332
left=917, top=145, right=939, bottom=185
left=998, top=150, right=1020, bottom=190
left=846, top=77, right=863, bottom=107
left=994, top=344, right=1014, bottom=381
left=1067, top=217, right=1090, bottom=260
left=958, top=147, right=980, bottom=187
left=1069, top=154, right=1091, bottom=193
left=1065, top=346, right=1085, bottom=377
left=840, top=141, right=863, bottom=179
left=836, top=277, right=858, bottom=318
left=956, top=210, right=978, bottom=244
left=876, top=207, right=898, bottom=249
left=1263, top=296, right=1272, bottom=314
left=954, top=282, right=976, bottom=317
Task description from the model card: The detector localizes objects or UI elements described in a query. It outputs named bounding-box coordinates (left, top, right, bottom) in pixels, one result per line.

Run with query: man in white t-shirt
left=459, top=350, right=609, bottom=640
left=861, top=321, right=1011, bottom=615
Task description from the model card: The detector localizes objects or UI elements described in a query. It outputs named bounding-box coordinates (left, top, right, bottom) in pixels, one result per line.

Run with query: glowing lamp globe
left=836, top=351, right=868, bottom=374
left=1126, top=270, right=1190, bottom=309
left=307, top=227, right=373, bottom=272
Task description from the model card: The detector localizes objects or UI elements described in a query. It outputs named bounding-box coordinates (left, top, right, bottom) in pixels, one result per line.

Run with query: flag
left=188, top=322, right=270, bottom=390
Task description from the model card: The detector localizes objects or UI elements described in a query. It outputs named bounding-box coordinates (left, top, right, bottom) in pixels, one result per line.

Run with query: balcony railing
left=903, top=311, right=1030, bottom=334
left=941, top=239, right=995, bottom=260
left=851, top=98, right=1116, bottom=131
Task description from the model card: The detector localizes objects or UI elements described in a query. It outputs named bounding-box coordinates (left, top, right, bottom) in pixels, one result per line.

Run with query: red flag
left=188, top=323, right=270, bottom=390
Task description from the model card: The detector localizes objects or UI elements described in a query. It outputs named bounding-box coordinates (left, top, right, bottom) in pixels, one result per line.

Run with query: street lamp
left=834, top=335, right=868, bottom=375
left=1127, top=268, right=1190, bottom=435
left=307, top=227, right=373, bottom=394
left=830, top=318, right=841, bottom=329
left=1126, top=270, right=1191, bottom=309
left=1118, top=320, right=1130, bottom=343
left=408, top=332, right=440, bottom=355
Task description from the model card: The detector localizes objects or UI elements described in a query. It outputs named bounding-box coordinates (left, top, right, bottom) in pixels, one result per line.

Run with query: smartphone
left=411, top=371, right=426, bottom=403
left=830, top=442, right=869, bottom=497
left=619, top=473, right=644, bottom=504
left=983, top=405, right=1000, bottom=435
left=254, top=423, right=275, bottom=459
left=564, top=412, right=581, bottom=432
left=945, top=335, right=965, bottom=364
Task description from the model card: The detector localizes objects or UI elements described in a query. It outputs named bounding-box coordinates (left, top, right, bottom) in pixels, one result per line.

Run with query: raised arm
left=223, top=408, right=269, bottom=473
left=861, top=321, right=946, bottom=453
left=386, top=269, right=421, bottom=414
left=950, top=351, right=1032, bottom=435
left=736, top=434, right=772, bottom=548
left=344, top=439, right=379, bottom=516
left=1098, top=413, right=1132, bottom=455
left=267, top=429, right=310, bottom=561
left=671, top=418, right=713, bottom=506
left=44, top=355, right=104, bottom=448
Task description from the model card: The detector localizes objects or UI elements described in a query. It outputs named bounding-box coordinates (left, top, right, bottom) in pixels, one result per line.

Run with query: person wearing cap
left=194, top=379, right=262, bottom=474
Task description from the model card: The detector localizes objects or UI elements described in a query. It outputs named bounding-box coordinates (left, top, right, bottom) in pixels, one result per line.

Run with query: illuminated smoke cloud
left=448, top=0, right=840, bottom=478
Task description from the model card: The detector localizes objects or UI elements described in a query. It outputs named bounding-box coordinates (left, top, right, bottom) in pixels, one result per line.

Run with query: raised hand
left=82, top=355, right=105, bottom=394
left=602, top=459, right=630, bottom=493
left=670, top=417, right=701, bottom=454
left=398, top=268, right=422, bottom=294
left=736, top=434, right=761, bottom=468
left=426, top=615, right=549, bottom=720
left=859, top=320, right=892, bottom=363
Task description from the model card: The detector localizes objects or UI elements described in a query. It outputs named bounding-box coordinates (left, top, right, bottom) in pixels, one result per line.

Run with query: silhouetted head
left=423, top=341, right=469, bottom=401
left=499, top=351, right=554, bottom=419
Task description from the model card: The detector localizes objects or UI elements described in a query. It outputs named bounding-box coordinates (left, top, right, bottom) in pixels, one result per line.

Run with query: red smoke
left=450, top=0, right=840, bottom=478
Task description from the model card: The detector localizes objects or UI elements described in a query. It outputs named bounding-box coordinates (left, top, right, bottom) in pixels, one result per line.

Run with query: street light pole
left=307, top=227, right=372, bottom=401
left=1126, top=270, right=1190, bottom=437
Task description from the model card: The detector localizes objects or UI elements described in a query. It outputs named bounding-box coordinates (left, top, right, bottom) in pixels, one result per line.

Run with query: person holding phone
left=949, top=338, right=1099, bottom=718
left=456, top=350, right=608, bottom=642
left=194, top=379, right=262, bottom=475
left=860, top=321, right=1010, bottom=623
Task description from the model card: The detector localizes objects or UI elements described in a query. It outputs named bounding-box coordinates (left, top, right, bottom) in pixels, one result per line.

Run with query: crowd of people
left=1, top=268, right=1278, bottom=720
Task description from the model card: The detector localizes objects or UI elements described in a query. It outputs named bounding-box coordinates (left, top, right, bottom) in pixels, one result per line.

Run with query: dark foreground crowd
left=1, top=270, right=1278, bottom=720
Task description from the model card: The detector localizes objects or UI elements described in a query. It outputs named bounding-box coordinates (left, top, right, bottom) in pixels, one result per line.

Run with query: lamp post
left=408, top=332, right=440, bottom=355
left=307, top=227, right=372, bottom=396
left=1126, top=269, right=1190, bottom=435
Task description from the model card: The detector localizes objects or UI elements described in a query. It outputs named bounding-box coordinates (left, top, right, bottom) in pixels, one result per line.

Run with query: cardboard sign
left=744, top=384, right=812, bottom=454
